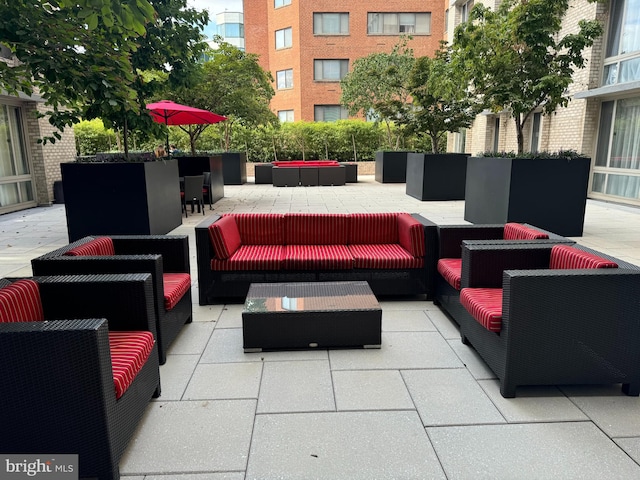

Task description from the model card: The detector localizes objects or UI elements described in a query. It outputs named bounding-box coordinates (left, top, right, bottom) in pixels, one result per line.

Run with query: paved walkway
left=2, top=175, right=640, bottom=479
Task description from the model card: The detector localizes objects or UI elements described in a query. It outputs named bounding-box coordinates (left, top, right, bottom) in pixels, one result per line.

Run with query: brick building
left=243, top=0, right=446, bottom=122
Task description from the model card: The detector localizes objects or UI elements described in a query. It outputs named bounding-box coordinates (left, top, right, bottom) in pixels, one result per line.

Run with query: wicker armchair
left=0, top=273, right=160, bottom=480
left=454, top=242, right=640, bottom=397
left=31, top=234, right=192, bottom=364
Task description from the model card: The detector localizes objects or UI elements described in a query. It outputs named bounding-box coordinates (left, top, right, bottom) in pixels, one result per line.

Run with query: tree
left=450, top=0, right=603, bottom=154
left=340, top=38, right=415, bottom=150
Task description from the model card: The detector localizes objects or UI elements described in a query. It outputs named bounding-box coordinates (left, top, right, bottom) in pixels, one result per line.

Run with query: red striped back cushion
left=162, top=273, right=191, bottom=310
left=437, top=258, right=462, bottom=290
left=397, top=213, right=425, bottom=257
left=503, top=223, right=549, bottom=240
left=227, top=213, right=284, bottom=245
left=65, top=237, right=115, bottom=256
left=549, top=245, right=618, bottom=269
left=208, top=216, right=242, bottom=259
left=460, top=288, right=503, bottom=332
left=349, top=244, right=423, bottom=269
left=348, top=213, right=398, bottom=244
left=284, top=213, right=349, bottom=245
left=0, top=279, right=44, bottom=323
left=108, top=331, right=154, bottom=399
left=210, top=245, right=284, bottom=271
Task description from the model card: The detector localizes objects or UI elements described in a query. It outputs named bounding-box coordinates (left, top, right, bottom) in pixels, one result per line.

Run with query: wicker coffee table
left=242, top=281, right=382, bottom=352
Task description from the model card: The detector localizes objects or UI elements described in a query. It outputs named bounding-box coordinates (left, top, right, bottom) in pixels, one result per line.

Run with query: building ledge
left=573, top=81, right=640, bottom=99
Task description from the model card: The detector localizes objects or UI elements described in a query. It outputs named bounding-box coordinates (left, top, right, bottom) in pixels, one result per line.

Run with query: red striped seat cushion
left=503, top=223, right=549, bottom=240
left=348, top=213, right=399, bottom=244
left=437, top=258, right=462, bottom=290
left=211, top=245, right=284, bottom=271
left=163, top=273, right=191, bottom=310
left=284, top=213, right=349, bottom=245
left=226, top=213, right=285, bottom=245
left=208, top=216, right=242, bottom=259
left=0, top=279, right=44, bottom=323
left=549, top=245, right=618, bottom=269
left=398, top=213, right=425, bottom=257
left=460, top=288, right=503, bottom=332
left=283, top=245, right=353, bottom=270
left=349, top=244, right=423, bottom=269
left=108, top=331, right=154, bottom=399
left=65, top=237, right=116, bottom=256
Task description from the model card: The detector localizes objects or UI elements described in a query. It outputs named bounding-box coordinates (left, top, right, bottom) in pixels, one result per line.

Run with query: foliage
left=478, top=149, right=586, bottom=160
left=77, top=152, right=156, bottom=163
left=340, top=38, right=415, bottom=150
left=450, top=0, right=603, bottom=154
left=73, top=119, right=118, bottom=155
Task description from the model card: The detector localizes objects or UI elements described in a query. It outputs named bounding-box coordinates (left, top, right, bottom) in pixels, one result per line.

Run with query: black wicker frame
left=31, top=235, right=192, bottom=364
left=195, top=214, right=438, bottom=304
left=0, top=273, right=161, bottom=480
left=453, top=243, right=640, bottom=397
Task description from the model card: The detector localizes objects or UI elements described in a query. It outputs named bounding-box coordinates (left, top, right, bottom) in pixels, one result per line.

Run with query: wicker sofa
left=0, top=273, right=161, bottom=480
left=31, top=234, right=192, bottom=364
left=195, top=212, right=437, bottom=304
left=453, top=242, right=640, bottom=397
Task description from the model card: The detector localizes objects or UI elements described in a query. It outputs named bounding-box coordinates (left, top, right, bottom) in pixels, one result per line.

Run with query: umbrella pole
left=165, top=118, right=170, bottom=157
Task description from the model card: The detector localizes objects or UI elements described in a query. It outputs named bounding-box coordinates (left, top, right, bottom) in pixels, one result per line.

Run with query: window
left=314, top=105, right=348, bottom=122
left=217, top=23, right=243, bottom=38
left=314, top=60, right=349, bottom=81
left=603, top=0, right=640, bottom=85
left=460, top=1, right=474, bottom=24
left=493, top=117, right=500, bottom=152
left=454, top=128, right=466, bottom=153
left=276, top=69, right=293, bottom=89
left=530, top=112, right=541, bottom=153
left=278, top=110, right=294, bottom=122
left=0, top=102, right=34, bottom=209
left=313, top=13, right=349, bottom=35
left=275, top=27, right=292, bottom=49
left=275, top=0, right=291, bottom=7
left=368, top=12, right=431, bottom=35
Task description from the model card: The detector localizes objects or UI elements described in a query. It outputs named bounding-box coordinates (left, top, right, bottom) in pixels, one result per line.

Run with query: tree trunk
left=515, top=114, right=525, bottom=155
left=430, top=132, right=439, bottom=154
left=123, top=117, right=129, bottom=157
left=189, top=125, right=196, bottom=155
left=351, top=134, right=357, bottom=162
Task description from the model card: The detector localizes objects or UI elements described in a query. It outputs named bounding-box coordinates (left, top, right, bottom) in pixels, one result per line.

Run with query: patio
left=2, top=175, right=640, bottom=479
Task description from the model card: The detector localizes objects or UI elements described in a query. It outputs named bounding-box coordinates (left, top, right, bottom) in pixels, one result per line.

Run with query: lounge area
left=1, top=174, right=640, bottom=479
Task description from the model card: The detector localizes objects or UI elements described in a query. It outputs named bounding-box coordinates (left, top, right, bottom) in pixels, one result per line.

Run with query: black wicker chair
left=31, top=234, right=192, bottom=364
left=0, top=273, right=161, bottom=480
left=453, top=242, right=640, bottom=397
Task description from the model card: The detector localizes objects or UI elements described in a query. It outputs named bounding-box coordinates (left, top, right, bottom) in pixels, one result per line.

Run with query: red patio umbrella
left=146, top=100, right=226, bottom=154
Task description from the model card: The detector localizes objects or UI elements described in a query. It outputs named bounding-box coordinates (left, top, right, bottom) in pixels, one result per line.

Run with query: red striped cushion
left=226, top=213, right=285, bottom=245
left=108, top=331, right=154, bottom=399
left=284, top=214, right=349, bottom=245
left=503, top=223, right=549, bottom=240
left=348, top=213, right=399, bottom=244
left=397, top=213, right=425, bottom=257
left=549, top=245, right=618, bottom=269
left=460, top=288, right=503, bottom=332
left=65, top=237, right=115, bottom=256
left=163, top=273, right=191, bottom=310
left=283, top=245, right=353, bottom=270
left=349, top=244, right=423, bottom=269
left=210, top=245, right=284, bottom=271
left=437, top=258, right=462, bottom=290
left=0, top=279, right=44, bottom=323
left=208, top=216, right=242, bottom=259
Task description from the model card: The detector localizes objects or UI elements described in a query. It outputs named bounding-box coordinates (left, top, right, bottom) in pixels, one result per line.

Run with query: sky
left=187, top=0, right=243, bottom=40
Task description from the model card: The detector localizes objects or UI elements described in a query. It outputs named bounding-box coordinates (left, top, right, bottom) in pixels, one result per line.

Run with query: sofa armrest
left=110, top=235, right=190, bottom=273
left=195, top=215, right=222, bottom=305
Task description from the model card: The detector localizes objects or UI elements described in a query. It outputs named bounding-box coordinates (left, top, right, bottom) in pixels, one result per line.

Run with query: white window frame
left=276, top=69, right=294, bottom=89
left=367, top=12, right=431, bottom=35
left=275, top=0, right=291, bottom=8
left=275, top=27, right=292, bottom=49
left=313, top=13, right=349, bottom=35
left=313, top=59, right=349, bottom=81
left=278, top=110, right=294, bottom=122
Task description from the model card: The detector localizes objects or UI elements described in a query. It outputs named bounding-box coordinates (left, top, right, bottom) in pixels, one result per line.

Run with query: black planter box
left=62, top=160, right=183, bottom=242
left=464, top=156, right=591, bottom=236
left=221, top=152, right=247, bottom=185
left=375, top=151, right=411, bottom=183
left=405, top=153, right=468, bottom=200
left=254, top=163, right=273, bottom=184
left=176, top=155, right=224, bottom=204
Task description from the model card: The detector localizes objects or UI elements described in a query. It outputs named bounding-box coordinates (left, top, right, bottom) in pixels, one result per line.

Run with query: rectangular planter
left=62, top=160, right=183, bottom=242
left=254, top=163, right=273, bottom=184
left=405, top=153, right=468, bottom=200
left=375, top=151, right=411, bottom=183
left=176, top=155, right=224, bottom=204
left=221, top=152, right=247, bottom=185
left=464, top=156, right=591, bottom=236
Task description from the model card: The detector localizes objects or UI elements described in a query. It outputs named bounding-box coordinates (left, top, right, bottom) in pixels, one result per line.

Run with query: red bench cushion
left=437, top=258, right=462, bottom=290
left=163, top=273, right=191, bottom=310
left=503, top=223, right=549, bottom=240
left=398, top=213, right=425, bottom=257
left=460, top=288, right=503, bottom=333
left=211, top=245, right=284, bottom=271
left=349, top=244, right=423, bottom=269
left=209, top=216, right=242, bottom=259
left=65, top=237, right=116, bottom=256
left=0, top=279, right=44, bottom=323
left=283, top=245, right=353, bottom=270
left=227, top=213, right=284, bottom=245
left=549, top=245, right=618, bottom=269
left=348, top=213, right=399, bottom=244
left=108, top=331, right=155, bottom=399
left=284, top=213, right=349, bottom=245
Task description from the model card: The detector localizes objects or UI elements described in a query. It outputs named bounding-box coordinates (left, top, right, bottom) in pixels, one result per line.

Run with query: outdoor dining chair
left=182, top=174, right=205, bottom=216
